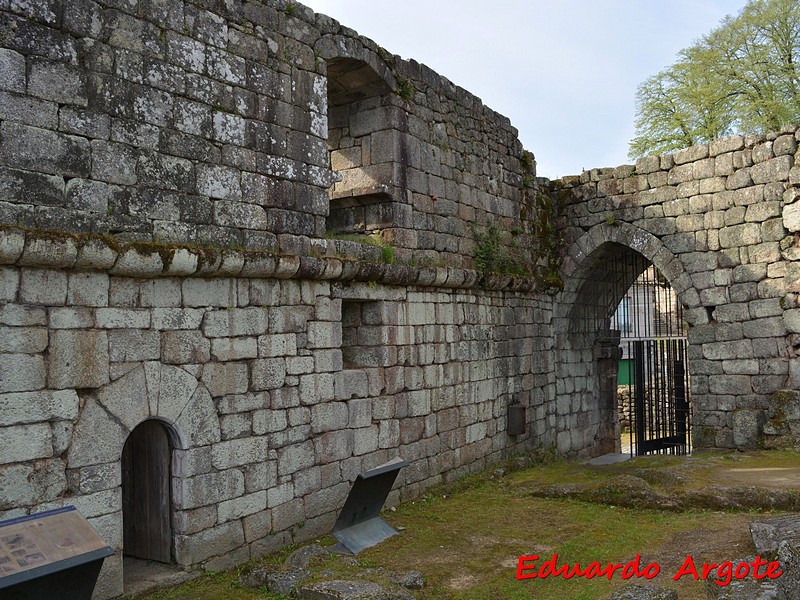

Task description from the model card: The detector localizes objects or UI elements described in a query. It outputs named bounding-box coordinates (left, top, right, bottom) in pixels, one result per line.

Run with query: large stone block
left=212, top=436, right=269, bottom=469
left=183, top=278, right=237, bottom=307
left=67, top=398, right=127, bottom=468
left=0, top=48, right=25, bottom=93
left=175, top=520, right=245, bottom=566
left=0, top=460, right=66, bottom=509
left=201, top=362, right=248, bottom=396
left=175, top=384, right=222, bottom=446
left=303, top=482, right=348, bottom=518
left=313, top=430, right=353, bottom=464
left=0, top=422, right=52, bottom=464
left=751, top=155, right=793, bottom=184
left=108, top=329, right=161, bottom=362
left=218, top=491, right=267, bottom=524
left=211, top=337, right=258, bottom=361
left=732, top=409, right=765, bottom=449
left=203, top=307, right=268, bottom=338
left=0, top=122, right=90, bottom=177
left=96, top=365, right=149, bottom=431
left=252, top=409, right=287, bottom=435
left=310, top=402, right=348, bottom=433
left=250, top=358, right=286, bottom=391
left=277, top=441, right=315, bottom=476
left=28, top=59, right=87, bottom=106
left=0, top=389, right=79, bottom=426
left=19, top=268, right=67, bottom=305
left=0, top=325, right=48, bottom=353
left=0, top=353, right=46, bottom=392
left=48, top=330, right=109, bottom=389
left=161, top=330, right=210, bottom=364
left=67, top=272, right=109, bottom=307
left=177, top=469, right=245, bottom=510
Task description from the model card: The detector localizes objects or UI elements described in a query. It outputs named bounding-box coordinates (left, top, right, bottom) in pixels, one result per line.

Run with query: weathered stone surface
left=212, top=436, right=269, bottom=469
left=2, top=0, right=800, bottom=595
left=297, top=580, right=414, bottom=600
left=733, top=409, right=766, bottom=449
left=774, top=540, right=800, bottom=598
left=0, top=460, right=66, bottom=509
left=161, top=330, right=211, bottom=363
left=0, top=423, right=52, bottom=464
left=0, top=352, right=44, bottom=394
left=240, top=565, right=312, bottom=595
left=609, top=586, right=677, bottom=600
left=96, top=365, right=148, bottom=431
left=751, top=515, right=800, bottom=554
left=286, top=544, right=331, bottom=569
left=48, top=330, right=109, bottom=389
left=67, top=397, right=127, bottom=468
left=218, top=490, right=267, bottom=523
left=175, top=520, right=245, bottom=565
left=0, top=389, right=79, bottom=425
left=389, top=571, right=424, bottom=590
left=20, top=268, right=67, bottom=305
left=177, top=469, right=245, bottom=510
left=175, top=384, right=221, bottom=446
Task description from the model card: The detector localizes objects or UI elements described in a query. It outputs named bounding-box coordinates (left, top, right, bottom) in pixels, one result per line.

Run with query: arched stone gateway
left=553, top=223, right=694, bottom=457
left=67, top=364, right=219, bottom=597
left=552, top=136, right=800, bottom=453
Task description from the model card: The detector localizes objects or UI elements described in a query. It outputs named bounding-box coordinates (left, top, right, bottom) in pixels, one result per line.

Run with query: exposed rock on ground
left=608, top=584, right=678, bottom=599
left=239, top=543, right=424, bottom=598
left=529, top=475, right=800, bottom=511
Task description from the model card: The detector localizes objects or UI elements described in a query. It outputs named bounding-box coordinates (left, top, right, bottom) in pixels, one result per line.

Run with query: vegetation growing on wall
left=471, top=178, right=562, bottom=290
left=473, top=224, right=529, bottom=277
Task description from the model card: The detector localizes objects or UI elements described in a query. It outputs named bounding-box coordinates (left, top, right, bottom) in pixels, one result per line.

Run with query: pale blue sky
left=300, top=1, right=750, bottom=179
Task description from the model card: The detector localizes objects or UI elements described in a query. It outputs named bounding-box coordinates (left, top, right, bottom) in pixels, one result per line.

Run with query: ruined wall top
left=0, top=0, right=539, bottom=274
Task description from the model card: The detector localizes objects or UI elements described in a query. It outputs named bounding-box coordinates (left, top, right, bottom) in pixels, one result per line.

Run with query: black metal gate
left=628, top=339, right=690, bottom=455
left=613, top=264, right=691, bottom=456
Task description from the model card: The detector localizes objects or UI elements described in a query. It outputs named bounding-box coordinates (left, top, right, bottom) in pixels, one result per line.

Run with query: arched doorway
left=555, top=235, right=692, bottom=458
left=121, top=420, right=173, bottom=563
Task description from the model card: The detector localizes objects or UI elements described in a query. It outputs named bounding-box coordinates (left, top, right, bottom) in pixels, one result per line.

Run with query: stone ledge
left=0, top=227, right=540, bottom=292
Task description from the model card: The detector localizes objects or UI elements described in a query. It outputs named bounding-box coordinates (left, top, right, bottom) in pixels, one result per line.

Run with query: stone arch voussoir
left=557, top=222, right=695, bottom=322
left=67, top=363, right=220, bottom=469
left=315, top=34, right=397, bottom=93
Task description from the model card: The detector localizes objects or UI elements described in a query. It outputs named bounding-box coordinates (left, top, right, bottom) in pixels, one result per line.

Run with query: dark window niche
left=327, top=187, right=393, bottom=236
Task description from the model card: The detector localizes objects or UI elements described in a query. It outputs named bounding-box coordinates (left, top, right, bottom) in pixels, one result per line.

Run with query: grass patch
left=138, top=451, right=800, bottom=600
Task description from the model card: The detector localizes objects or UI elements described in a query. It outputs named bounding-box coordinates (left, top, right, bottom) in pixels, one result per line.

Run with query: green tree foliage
left=630, top=0, right=800, bottom=158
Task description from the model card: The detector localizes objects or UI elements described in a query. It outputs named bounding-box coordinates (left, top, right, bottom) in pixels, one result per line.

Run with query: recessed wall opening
left=326, top=56, right=395, bottom=240
left=327, top=189, right=393, bottom=236
left=565, top=243, right=690, bottom=458
left=611, top=263, right=689, bottom=456
left=122, top=420, right=174, bottom=570
left=341, top=299, right=401, bottom=368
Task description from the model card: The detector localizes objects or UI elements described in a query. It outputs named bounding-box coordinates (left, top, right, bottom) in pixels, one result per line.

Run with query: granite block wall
left=551, top=127, right=800, bottom=454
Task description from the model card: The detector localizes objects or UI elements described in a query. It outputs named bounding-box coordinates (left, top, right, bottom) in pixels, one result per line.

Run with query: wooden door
left=121, top=420, right=172, bottom=562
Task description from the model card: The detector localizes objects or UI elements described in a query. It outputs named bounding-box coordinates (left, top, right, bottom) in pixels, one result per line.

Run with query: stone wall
left=5, top=0, right=800, bottom=596
left=551, top=127, right=800, bottom=453
left=0, top=1, right=551, bottom=596
left=0, top=228, right=553, bottom=598
left=0, top=0, right=531, bottom=268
